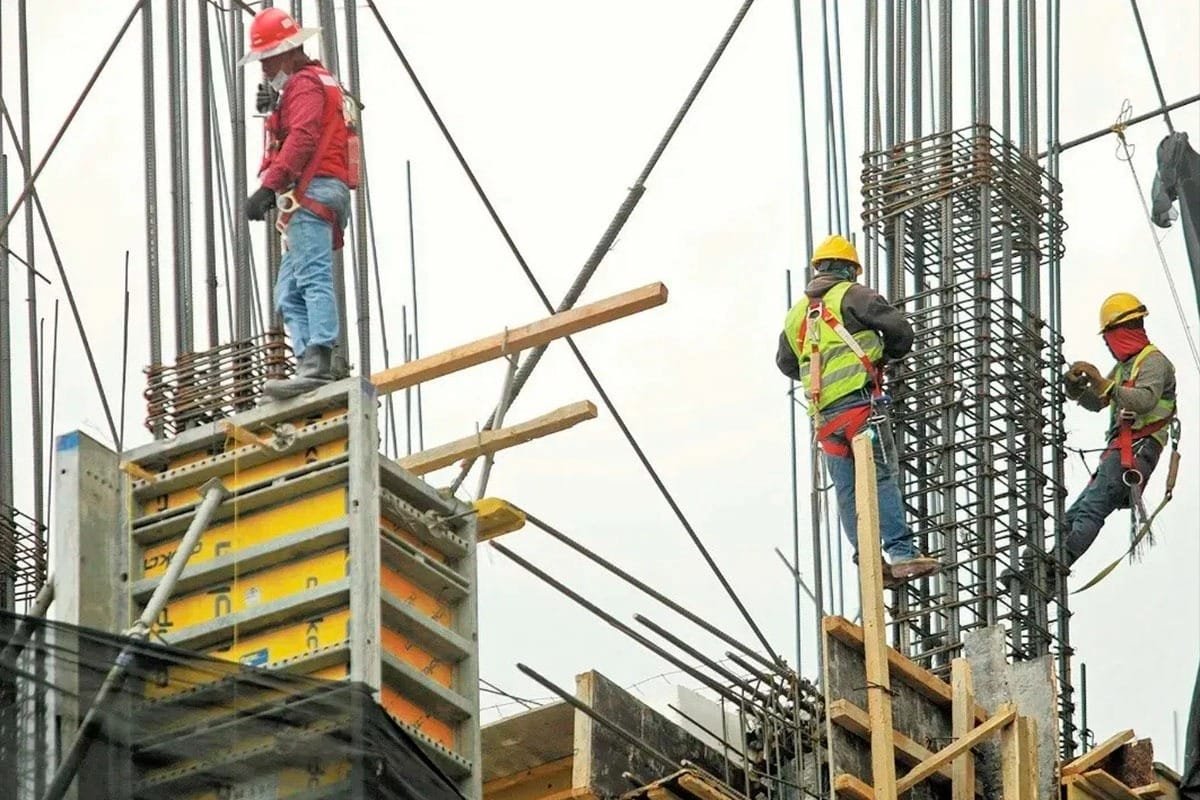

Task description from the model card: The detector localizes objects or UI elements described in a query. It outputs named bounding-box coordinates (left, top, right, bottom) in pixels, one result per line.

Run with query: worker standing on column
left=239, top=8, right=353, bottom=400
left=776, top=235, right=940, bottom=584
left=1060, top=292, right=1178, bottom=567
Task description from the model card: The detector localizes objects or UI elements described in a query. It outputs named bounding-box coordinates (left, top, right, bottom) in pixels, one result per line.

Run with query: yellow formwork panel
left=381, top=515, right=449, bottom=565
left=380, top=626, right=454, bottom=689
left=158, top=547, right=349, bottom=632
left=141, top=436, right=349, bottom=515
left=140, top=488, right=346, bottom=579
left=181, top=761, right=352, bottom=800
left=309, top=663, right=349, bottom=681
left=381, top=684, right=456, bottom=750
left=205, top=607, right=351, bottom=669
left=380, top=564, right=456, bottom=627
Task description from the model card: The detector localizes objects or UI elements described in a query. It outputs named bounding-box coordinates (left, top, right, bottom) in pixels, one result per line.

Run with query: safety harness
left=271, top=66, right=361, bottom=250
left=797, top=298, right=885, bottom=458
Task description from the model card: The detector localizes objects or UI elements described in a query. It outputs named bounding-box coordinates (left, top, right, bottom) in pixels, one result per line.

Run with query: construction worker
left=1059, top=292, right=1177, bottom=567
left=240, top=8, right=352, bottom=400
left=776, top=235, right=939, bottom=584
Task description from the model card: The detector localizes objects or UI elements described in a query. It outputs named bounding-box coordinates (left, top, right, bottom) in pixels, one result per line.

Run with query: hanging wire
left=1111, top=104, right=1200, bottom=374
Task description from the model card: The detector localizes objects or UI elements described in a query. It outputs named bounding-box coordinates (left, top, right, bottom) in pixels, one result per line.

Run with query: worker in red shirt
left=239, top=8, right=352, bottom=400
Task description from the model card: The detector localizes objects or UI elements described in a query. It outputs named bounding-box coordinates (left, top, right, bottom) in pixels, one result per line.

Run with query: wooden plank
left=828, top=699, right=953, bottom=781
left=1001, top=716, right=1038, bottom=800
left=474, top=497, right=527, bottom=541
left=1062, top=731, right=1136, bottom=777
left=675, top=772, right=740, bottom=800
left=951, top=659, right=976, bottom=800
left=896, top=703, right=1017, bottom=795
left=371, top=283, right=668, bottom=395
left=850, top=433, right=898, bottom=800
left=1080, top=770, right=1142, bottom=800
left=835, top=773, right=876, bottom=800
left=822, top=616, right=989, bottom=724
left=484, top=756, right=574, bottom=796
left=399, top=401, right=598, bottom=476
left=120, top=460, right=157, bottom=483
left=1132, top=784, right=1167, bottom=799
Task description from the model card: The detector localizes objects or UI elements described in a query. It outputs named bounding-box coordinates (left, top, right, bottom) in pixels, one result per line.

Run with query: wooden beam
left=1132, top=784, right=1166, bottom=800
left=851, top=433, right=898, bottom=800
left=398, top=401, right=598, bottom=475
left=474, top=497, right=527, bottom=541
left=951, top=659, right=976, bottom=800
left=895, top=703, right=1017, bottom=795
left=219, top=420, right=274, bottom=450
left=1062, top=731, right=1135, bottom=777
left=1076, top=771, right=1142, bottom=800
left=370, top=283, right=668, bottom=395
left=484, top=756, right=574, bottom=795
left=1001, top=716, right=1038, bottom=800
left=828, top=699, right=953, bottom=781
left=119, top=460, right=157, bottom=484
left=834, top=773, right=876, bottom=800
left=822, top=616, right=989, bottom=724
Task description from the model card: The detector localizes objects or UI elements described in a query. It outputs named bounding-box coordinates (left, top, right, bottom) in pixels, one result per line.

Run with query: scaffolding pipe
left=0, top=575, right=54, bottom=667
left=40, top=479, right=229, bottom=800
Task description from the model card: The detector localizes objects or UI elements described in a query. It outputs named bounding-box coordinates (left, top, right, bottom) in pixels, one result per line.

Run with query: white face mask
left=268, top=70, right=290, bottom=93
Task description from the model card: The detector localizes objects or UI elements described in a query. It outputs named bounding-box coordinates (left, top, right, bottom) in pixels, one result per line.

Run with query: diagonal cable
left=363, top=0, right=780, bottom=664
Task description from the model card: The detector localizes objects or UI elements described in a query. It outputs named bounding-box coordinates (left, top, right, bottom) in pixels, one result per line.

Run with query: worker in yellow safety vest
left=776, top=235, right=940, bottom=585
left=1059, top=292, right=1178, bottom=567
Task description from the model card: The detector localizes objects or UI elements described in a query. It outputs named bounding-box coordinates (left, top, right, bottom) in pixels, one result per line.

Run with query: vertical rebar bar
left=142, top=0, right=164, bottom=439
left=17, top=0, right=46, bottom=600
left=231, top=4, right=251, bottom=341
left=316, top=0, right=349, bottom=374
left=406, top=161, right=424, bottom=449
left=199, top=0, right=218, bottom=348
left=344, top=0, right=371, bottom=376
left=166, top=0, right=193, bottom=354
left=0, top=0, right=11, bottom=619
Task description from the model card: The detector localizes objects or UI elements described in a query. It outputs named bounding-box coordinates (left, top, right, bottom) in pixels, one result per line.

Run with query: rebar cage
left=861, top=124, right=1074, bottom=752
left=0, top=503, right=46, bottom=613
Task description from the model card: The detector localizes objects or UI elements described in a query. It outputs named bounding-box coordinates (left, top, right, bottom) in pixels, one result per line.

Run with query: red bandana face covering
left=1102, top=326, right=1150, bottom=362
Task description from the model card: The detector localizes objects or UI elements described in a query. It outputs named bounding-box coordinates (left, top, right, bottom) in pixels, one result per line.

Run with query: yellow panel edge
left=474, top=497, right=525, bottom=541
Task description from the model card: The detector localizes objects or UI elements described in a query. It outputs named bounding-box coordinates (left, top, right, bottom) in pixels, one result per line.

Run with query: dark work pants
left=1063, top=437, right=1163, bottom=566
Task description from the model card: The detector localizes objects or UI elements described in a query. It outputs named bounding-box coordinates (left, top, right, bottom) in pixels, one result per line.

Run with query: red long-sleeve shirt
left=259, top=60, right=348, bottom=192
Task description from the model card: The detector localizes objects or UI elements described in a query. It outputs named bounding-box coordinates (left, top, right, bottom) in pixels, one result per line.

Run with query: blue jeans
left=820, top=399, right=916, bottom=561
left=1063, top=438, right=1163, bottom=566
left=275, top=177, right=351, bottom=358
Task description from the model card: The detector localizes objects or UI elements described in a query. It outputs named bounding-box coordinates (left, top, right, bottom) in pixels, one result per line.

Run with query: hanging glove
left=246, top=186, right=276, bottom=221
left=256, top=82, right=278, bottom=114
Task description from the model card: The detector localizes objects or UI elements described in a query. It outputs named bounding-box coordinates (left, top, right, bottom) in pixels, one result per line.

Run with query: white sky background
left=3, top=0, right=1199, bottom=763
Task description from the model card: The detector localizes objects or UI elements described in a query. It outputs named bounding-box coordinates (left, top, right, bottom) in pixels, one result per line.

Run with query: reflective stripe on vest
left=1108, top=344, right=1176, bottom=447
left=783, top=282, right=883, bottom=413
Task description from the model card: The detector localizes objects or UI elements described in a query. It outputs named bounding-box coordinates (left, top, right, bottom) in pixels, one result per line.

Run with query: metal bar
left=344, top=0, right=371, bottom=376
left=231, top=3, right=251, bottom=339
left=517, top=663, right=680, bottom=770
left=406, top=161, right=424, bottom=450
left=199, top=0, right=218, bottom=347
left=142, top=1, right=163, bottom=429
left=0, top=574, right=54, bottom=666
left=1129, top=0, right=1173, bottom=133
left=0, top=151, right=12, bottom=611
left=167, top=0, right=194, bottom=355
left=1040, top=91, right=1200, bottom=158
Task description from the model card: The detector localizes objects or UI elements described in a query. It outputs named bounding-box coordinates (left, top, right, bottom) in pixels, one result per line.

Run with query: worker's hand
left=1067, top=360, right=1103, bottom=387
left=255, top=82, right=278, bottom=114
left=246, top=186, right=276, bottom=221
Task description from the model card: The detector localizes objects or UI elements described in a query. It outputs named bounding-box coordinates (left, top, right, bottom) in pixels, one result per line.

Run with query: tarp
left=1150, top=131, right=1200, bottom=326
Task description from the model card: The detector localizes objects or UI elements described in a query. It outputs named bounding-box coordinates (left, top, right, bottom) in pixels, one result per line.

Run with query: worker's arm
left=842, top=285, right=914, bottom=360
left=259, top=71, right=325, bottom=192
left=1064, top=361, right=1112, bottom=411
left=1110, top=351, right=1173, bottom=415
left=776, top=331, right=801, bottom=380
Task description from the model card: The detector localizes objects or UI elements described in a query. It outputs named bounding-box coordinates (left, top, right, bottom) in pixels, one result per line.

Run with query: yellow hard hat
left=1098, top=292, right=1148, bottom=333
left=810, top=234, right=861, bottom=271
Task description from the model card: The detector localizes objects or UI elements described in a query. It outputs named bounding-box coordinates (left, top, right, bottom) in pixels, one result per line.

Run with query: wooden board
left=951, top=659, right=976, bottom=800
left=827, top=699, right=953, bottom=782
left=895, top=704, right=1015, bottom=794
left=1063, top=731, right=1136, bottom=777
left=399, top=401, right=597, bottom=475
left=851, top=433, right=897, bottom=800
left=1000, top=716, right=1038, bottom=800
left=834, top=773, right=875, bottom=800
left=823, top=616, right=989, bottom=723
left=371, top=283, right=668, bottom=395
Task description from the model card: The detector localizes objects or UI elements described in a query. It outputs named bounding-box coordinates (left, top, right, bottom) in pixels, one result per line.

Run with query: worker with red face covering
left=1059, top=292, right=1178, bottom=567
left=238, top=8, right=355, bottom=400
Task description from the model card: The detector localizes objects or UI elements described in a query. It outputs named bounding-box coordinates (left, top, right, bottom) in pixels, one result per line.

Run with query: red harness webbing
left=814, top=404, right=873, bottom=458
left=277, top=76, right=345, bottom=250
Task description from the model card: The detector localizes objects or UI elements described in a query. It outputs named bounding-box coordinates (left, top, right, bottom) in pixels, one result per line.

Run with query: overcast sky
left=3, top=0, right=1198, bottom=766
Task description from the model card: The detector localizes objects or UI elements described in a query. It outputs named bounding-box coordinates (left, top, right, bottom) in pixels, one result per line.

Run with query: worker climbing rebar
left=239, top=8, right=357, bottom=401
left=776, top=235, right=939, bottom=586
left=1057, top=292, right=1179, bottom=570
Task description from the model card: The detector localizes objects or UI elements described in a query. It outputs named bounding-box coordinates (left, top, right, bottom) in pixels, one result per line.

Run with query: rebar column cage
left=0, top=503, right=47, bottom=613
left=861, top=124, right=1075, bottom=751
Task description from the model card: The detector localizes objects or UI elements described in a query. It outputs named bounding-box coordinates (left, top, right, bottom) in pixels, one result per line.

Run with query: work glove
left=1067, top=360, right=1103, bottom=387
left=246, top=186, right=276, bottom=221
left=256, top=82, right=278, bottom=114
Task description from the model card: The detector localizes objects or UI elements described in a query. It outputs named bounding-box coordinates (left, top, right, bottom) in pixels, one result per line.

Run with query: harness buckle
left=1122, top=468, right=1143, bottom=487
left=276, top=189, right=300, bottom=214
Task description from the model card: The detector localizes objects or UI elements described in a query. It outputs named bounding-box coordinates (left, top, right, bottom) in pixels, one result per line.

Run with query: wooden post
left=850, top=432, right=898, bottom=800
left=951, top=659, right=976, bottom=800
left=1001, top=716, right=1038, bottom=800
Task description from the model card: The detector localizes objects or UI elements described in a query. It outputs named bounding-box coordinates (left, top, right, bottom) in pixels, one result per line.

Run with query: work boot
left=852, top=552, right=903, bottom=589
left=261, top=346, right=335, bottom=402
left=888, top=554, right=941, bottom=581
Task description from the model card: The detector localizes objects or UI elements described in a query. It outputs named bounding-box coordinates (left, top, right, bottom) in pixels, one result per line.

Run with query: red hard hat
left=237, top=8, right=319, bottom=66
